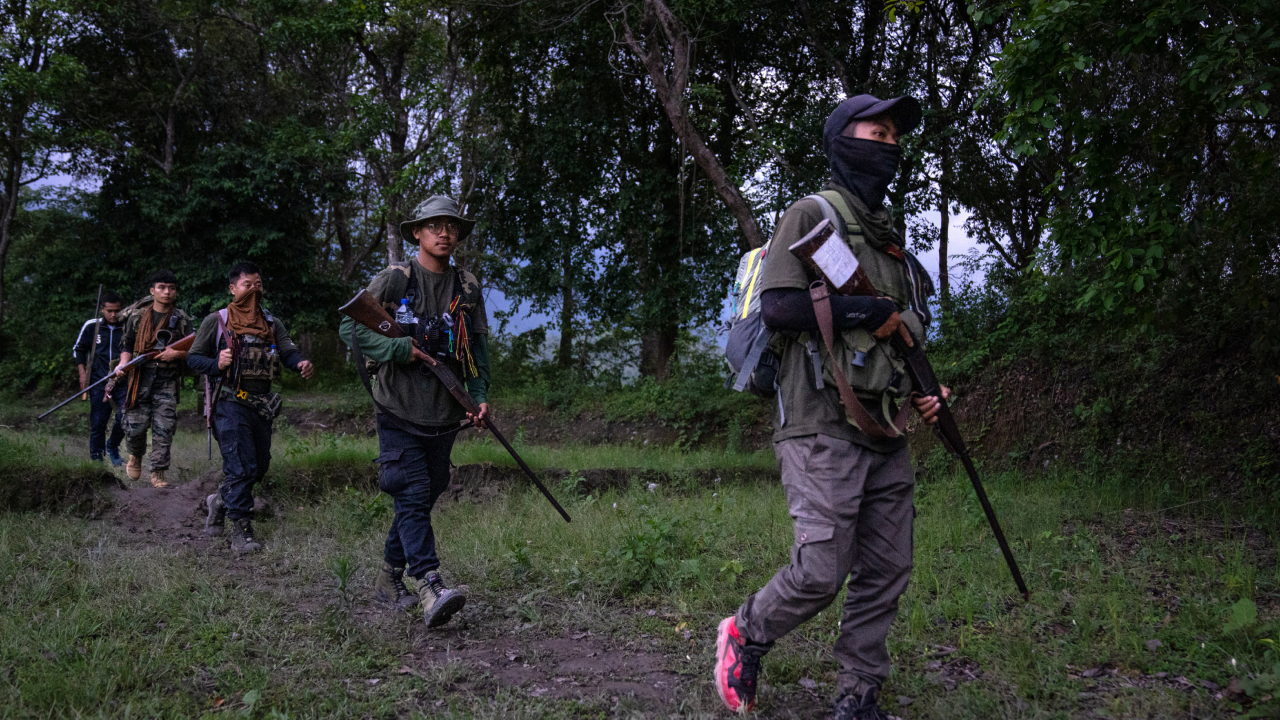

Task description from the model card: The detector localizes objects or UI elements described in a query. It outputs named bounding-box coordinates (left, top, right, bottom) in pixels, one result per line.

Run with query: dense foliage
left=0, top=0, right=1275, bottom=482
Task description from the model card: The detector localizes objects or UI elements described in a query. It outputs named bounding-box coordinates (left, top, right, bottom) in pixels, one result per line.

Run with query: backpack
left=723, top=241, right=781, bottom=398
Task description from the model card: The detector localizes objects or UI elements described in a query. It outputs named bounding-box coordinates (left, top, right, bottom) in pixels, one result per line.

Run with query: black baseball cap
left=823, top=94, right=923, bottom=155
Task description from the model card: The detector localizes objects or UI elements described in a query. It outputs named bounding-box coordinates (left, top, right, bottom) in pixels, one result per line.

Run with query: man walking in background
left=188, top=261, right=313, bottom=554
left=73, top=291, right=126, bottom=466
left=115, top=270, right=193, bottom=488
left=713, top=95, right=951, bottom=720
left=340, top=195, right=491, bottom=628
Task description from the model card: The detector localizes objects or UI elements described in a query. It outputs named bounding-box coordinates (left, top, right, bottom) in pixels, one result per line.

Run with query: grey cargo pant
left=736, top=434, right=914, bottom=700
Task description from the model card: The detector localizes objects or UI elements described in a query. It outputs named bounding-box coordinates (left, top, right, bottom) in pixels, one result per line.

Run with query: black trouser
left=376, top=415, right=456, bottom=579
left=214, top=400, right=273, bottom=521
left=88, top=381, right=124, bottom=459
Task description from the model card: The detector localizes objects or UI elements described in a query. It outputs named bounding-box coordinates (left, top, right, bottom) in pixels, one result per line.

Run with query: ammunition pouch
left=220, top=384, right=282, bottom=423
left=234, top=335, right=281, bottom=389
left=399, top=314, right=452, bottom=361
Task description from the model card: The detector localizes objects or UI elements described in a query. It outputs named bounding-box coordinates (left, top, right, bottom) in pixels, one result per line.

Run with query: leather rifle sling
left=808, top=281, right=911, bottom=438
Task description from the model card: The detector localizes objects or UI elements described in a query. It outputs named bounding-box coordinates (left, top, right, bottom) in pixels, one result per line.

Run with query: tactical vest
left=805, top=191, right=930, bottom=427
left=382, top=261, right=476, bottom=378
left=217, top=308, right=281, bottom=394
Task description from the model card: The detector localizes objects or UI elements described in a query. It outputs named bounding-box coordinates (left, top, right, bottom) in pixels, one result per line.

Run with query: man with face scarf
left=713, top=95, right=951, bottom=720
left=188, top=261, right=314, bottom=553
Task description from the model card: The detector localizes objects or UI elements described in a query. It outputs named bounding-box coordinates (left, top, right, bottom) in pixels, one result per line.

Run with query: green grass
left=1, top=437, right=1277, bottom=717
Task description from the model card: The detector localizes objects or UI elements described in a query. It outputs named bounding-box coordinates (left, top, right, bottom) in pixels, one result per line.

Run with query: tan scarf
left=227, top=289, right=273, bottom=341
left=133, top=306, right=173, bottom=355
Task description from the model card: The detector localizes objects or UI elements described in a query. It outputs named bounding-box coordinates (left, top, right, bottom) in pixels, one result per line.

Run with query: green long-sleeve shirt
left=340, top=261, right=490, bottom=426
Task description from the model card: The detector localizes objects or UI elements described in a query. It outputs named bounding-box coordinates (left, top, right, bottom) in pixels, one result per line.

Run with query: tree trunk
left=557, top=235, right=574, bottom=368
left=615, top=0, right=766, bottom=251
left=938, top=143, right=951, bottom=313
left=639, top=327, right=676, bottom=381
left=386, top=218, right=405, bottom=264
left=0, top=157, right=21, bottom=329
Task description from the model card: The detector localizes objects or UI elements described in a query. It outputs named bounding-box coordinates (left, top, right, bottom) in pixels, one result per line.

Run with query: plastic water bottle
left=395, top=299, right=414, bottom=324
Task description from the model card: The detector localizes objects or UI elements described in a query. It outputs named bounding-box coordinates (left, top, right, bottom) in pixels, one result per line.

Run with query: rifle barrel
left=39, top=333, right=194, bottom=420
left=39, top=355, right=142, bottom=419
left=487, top=420, right=572, bottom=523
left=897, top=338, right=1030, bottom=600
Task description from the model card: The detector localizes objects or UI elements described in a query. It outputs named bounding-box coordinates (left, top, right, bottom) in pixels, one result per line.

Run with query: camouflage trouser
left=122, top=375, right=180, bottom=471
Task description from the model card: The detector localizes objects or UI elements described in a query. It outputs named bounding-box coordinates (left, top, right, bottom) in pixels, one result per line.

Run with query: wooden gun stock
left=153, top=332, right=195, bottom=356
left=339, top=289, right=405, bottom=339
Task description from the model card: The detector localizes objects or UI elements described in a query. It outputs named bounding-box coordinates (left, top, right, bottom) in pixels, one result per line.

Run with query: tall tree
left=0, top=0, right=74, bottom=327
left=996, top=0, right=1279, bottom=356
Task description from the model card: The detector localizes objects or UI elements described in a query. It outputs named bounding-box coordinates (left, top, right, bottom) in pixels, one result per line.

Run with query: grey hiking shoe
left=419, top=571, right=466, bottom=628
left=205, top=493, right=226, bottom=536
left=374, top=563, right=419, bottom=610
left=230, top=518, right=262, bottom=554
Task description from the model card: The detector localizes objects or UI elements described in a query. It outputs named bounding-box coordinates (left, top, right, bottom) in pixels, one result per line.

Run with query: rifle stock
left=340, top=290, right=572, bottom=523
left=40, top=333, right=196, bottom=420
left=790, top=220, right=1029, bottom=600
left=339, top=289, right=406, bottom=339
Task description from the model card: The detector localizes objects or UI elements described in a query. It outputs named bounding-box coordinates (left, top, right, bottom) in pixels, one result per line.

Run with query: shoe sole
left=714, top=616, right=748, bottom=712
left=424, top=590, right=466, bottom=628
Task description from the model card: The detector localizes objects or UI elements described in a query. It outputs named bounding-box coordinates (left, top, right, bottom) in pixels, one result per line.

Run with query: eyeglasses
left=423, top=219, right=461, bottom=235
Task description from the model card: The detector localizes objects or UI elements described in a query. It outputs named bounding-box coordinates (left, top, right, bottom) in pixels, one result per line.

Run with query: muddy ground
left=96, top=472, right=833, bottom=718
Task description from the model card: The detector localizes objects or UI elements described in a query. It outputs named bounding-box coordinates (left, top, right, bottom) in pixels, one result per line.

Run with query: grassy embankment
left=1, top=415, right=1277, bottom=718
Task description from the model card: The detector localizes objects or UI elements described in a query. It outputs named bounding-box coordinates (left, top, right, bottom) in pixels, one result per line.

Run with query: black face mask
left=828, top=136, right=902, bottom=209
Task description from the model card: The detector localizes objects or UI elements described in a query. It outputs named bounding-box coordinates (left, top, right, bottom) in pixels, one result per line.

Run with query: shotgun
left=204, top=376, right=214, bottom=459
left=41, top=333, right=196, bottom=420
left=339, top=289, right=571, bottom=524
left=790, top=219, right=1029, bottom=600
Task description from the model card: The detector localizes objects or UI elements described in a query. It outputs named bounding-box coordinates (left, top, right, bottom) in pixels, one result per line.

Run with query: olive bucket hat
left=399, top=195, right=476, bottom=244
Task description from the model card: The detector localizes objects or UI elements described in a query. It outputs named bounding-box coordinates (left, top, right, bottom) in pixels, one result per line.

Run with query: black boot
left=833, top=689, right=890, bottom=720
left=230, top=518, right=261, bottom=554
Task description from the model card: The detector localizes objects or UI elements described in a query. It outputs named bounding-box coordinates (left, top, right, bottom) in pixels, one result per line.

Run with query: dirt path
left=104, top=471, right=220, bottom=545
left=92, top=474, right=832, bottom=718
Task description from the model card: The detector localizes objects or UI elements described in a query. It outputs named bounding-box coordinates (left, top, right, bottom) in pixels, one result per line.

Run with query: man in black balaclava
left=713, top=95, right=950, bottom=720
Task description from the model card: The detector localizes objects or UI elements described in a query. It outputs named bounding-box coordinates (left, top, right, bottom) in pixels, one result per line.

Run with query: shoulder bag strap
left=808, top=281, right=911, bottom=438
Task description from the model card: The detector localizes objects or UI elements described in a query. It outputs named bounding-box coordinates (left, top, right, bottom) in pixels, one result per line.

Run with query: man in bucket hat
left=339, top=195, right=490, bottom=628
left=712, top=95, right=951, bottom=719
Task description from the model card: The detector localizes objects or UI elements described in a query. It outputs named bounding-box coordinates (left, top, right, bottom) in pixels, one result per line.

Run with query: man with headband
left=188, top=261, right=314, bottom=553
left=713, top=94, right=951, bottom=720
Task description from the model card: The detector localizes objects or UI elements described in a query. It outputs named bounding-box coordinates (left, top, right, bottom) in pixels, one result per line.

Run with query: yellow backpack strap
left=740, top=246, right=767, bottom=320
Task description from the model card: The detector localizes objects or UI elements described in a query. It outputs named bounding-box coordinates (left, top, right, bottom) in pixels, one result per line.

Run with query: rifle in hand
left=790, top=219, right=1029, bottom=600
left=339, top=289, right=572, bottom=524
left=41, top=333, right=196, bottom=420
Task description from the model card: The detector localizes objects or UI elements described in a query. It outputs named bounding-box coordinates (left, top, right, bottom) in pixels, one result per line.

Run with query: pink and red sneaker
left=713, top=616, right=767, bottom=712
